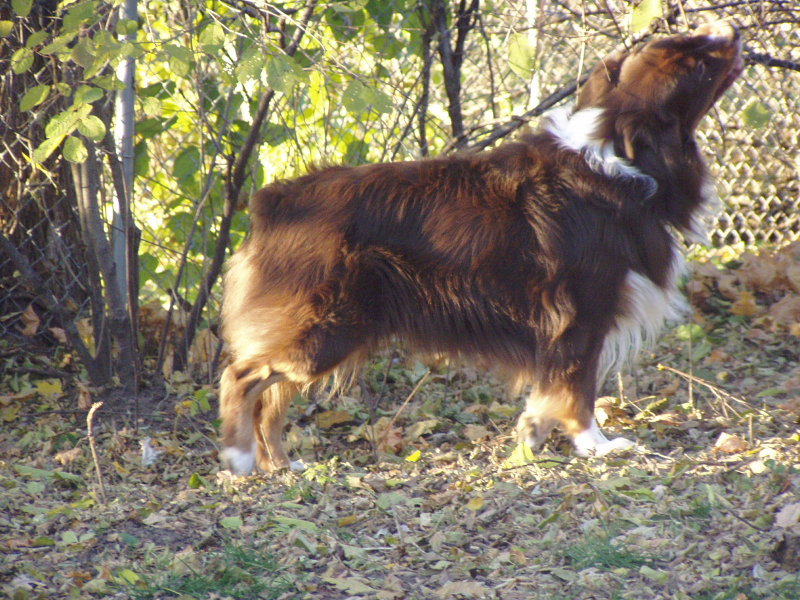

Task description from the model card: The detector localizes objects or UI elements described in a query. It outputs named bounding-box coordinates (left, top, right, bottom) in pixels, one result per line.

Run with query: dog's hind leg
left=254, top=380, right=300, bottom=472
left=219, top=360, right=285, bottom=475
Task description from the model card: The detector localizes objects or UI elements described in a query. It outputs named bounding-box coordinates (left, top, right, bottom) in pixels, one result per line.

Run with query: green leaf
left=164, top=44, right=194, bottom=78
left=629, top=0, right=663, bottom=35
left=341, top=80, right=392, bottom=116
left=173, top=146, right=200, bottom=181
left=52, top=469, right=83, bottom=485
left=236, top=46, right=265, bottom=83
left=116, top=568, right=140, bottom=585
left=25, top=30, right=48, bottom=48
left=94, top=74, right=126, bottom=91
left=742, top=99, right=771, bottom=128
left=508, top=33, right=536, bottom=80
left=266, top=54, right=300, bottom=93
left=188, top=472, right=203, bottom=489
left=15, top=464, right=53, bottom=479
left=263, top=123, right=293, bottom=147
left=63, top=135, right=88, bottom=163
left=361, top=86, right=392, bottom=114
left=219, top=516, right=243, bottom=530
left=32, top=536, right=56, bottom=547
left=199, top=21, right=225, bottom=52
left=61, top=531, right=79, bottom=545
left=119, top=531, right=140, bottom=547
left=33, top=135, right=65, bottom=164
left=12, top=0, right=32, bottom=18
left=19, top=84, right=50, bottom=112
left=74, top=85, right=103, bottom=105
left=639, top=565, right=669, bottom=584
left=134, top=140, right=149, bottom=177
left=71, top=37, right=95, bottom=69
left=41, top=33, right=76, bottom=55
left=77, top=115, right=106, bottom=141
left=141, top=96, right=161, bottom=117
left=137, top=117, right=163, bottom=139
left=344, top=139, right=368, bottom=165
left=341, top=80, right=369, bottom=114
left=674, top=323, right=704, bottom=343
left=376, top=491, right=408, bottom=510
left=272, top=515, right=319, bottom=532
left=11, top=47, right=34, bottom=74
left=0, top=21, right=14, bottom=37
left=63, top=1, right=99, bottom=33
left=326, top=7, right=365, bottom=42
left=26, top=481, right=45, bottom=494
left=45, top=108, right=85, bottom=139
left=115, top=18, right=138, bottom=37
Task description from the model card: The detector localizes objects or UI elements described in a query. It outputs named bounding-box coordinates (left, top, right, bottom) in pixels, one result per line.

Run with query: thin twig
left=87, top=402, right=107, bottom=504
left=657, top=364, right=770, bottom=418
left=387, top=370, right=431, bottom=432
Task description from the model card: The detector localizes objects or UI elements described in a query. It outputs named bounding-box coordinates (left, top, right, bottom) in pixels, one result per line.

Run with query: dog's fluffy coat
left=219, top=22, right=743, bottom=474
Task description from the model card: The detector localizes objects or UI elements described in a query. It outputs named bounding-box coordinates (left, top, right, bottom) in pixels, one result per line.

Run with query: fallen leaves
left=19, top=304, right=40, bottom=336
left=692, top=242, right=800, bottom=334
left=3, top=244, right=800, bottom=599
left=713, top=432, right=749, bottom=453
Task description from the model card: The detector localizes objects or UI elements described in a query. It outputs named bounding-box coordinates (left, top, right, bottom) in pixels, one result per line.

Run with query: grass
left=121, top=542, right=295, bottom=600
left=563, top=531, right=657, bottom=571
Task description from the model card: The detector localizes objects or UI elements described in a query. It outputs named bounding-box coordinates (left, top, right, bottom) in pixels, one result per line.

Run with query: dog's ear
left=615, top=112, right=684, bottom=182
left=576, top=50, right=626, bottom=110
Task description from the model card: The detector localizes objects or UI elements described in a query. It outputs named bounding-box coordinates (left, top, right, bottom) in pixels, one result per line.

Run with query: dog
left=218, top=22, right=743, bottom=474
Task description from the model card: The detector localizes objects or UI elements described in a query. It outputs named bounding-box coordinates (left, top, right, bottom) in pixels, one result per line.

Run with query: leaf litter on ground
left=1, top=243, right=799, bottom=599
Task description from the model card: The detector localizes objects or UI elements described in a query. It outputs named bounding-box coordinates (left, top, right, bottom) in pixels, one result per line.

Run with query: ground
left=1, top=245, right=799, bottom=599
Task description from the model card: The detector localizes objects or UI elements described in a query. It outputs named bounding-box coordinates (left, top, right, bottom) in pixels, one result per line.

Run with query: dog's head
left=577, top=22, right=743, bottom=162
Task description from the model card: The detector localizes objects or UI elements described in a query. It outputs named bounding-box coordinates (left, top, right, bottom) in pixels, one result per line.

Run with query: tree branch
left=173, top=0, right=318, bottom=372
left=746, top=50, right=800, bottom=72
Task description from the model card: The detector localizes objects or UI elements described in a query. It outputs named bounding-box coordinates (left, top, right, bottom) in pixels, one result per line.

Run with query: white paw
left=220, top=446, right=256, bottom=475
left=289, top=459, right=308, bottom=472
left=581, top=436, right=635, bottom=457
left=572, top=420, right=635, bottom=458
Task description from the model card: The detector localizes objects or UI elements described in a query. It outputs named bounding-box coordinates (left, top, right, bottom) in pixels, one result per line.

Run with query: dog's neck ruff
left=546, top=106, right=715, bottom=244
left=545, top=107, right=658, bottom=198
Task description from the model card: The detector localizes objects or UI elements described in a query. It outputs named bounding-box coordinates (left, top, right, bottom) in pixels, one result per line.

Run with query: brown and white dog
left=219, top=22, right=743, bottom=474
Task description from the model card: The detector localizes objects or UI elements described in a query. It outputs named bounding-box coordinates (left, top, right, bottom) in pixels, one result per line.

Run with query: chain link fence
left=2, top=0, right=799, bottom=343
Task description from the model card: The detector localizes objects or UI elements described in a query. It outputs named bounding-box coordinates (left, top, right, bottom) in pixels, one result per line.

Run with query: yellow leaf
left=466, top=495, right=484, bottom=511
left=337, top=515, right=359, bottom=527
left=1, top=405, right=20, bottom=422
left=730, top=290, right=758, bottom=316
left=35, top=379, right=63, bottom=400
left=316, top=409, right=355, bottom=429
left=175, top=400, right=193, bottom=415
left=503, top=442, right=536, bottom=468
left=405, top=449, right=422, bottom=462
left=112, top=461, right=130, bottom=475
left=629, top=0, right=663, bottom=34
